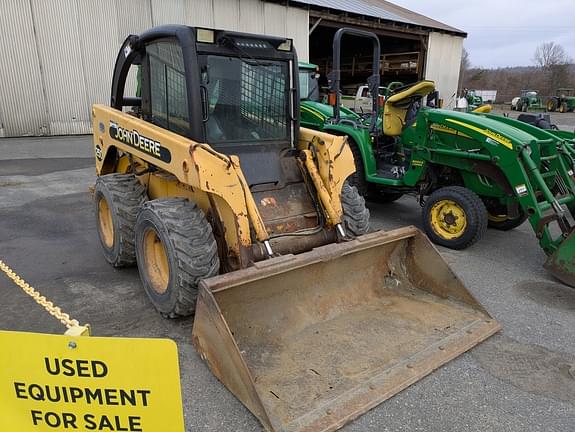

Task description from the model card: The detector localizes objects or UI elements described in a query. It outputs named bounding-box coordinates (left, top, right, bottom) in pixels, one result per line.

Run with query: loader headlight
left=197, top=28, right=215, bottom=44
left=277, top=39, right=292, bottom=51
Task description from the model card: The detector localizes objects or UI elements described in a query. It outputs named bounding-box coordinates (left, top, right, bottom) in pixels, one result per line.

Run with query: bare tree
left=458, top=47, right=470, bottom=95
left=533, top=42, right=570, bottom=68
left=533, top=42, right=572, bottom=94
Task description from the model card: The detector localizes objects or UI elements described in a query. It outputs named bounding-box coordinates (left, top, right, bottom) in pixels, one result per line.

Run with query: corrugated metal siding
left=77, top=0, right=120, bottom=109
left=185, top=0, right=214, bottom=27
left=0, top=0, right=48, bottom=136
left=239, top=0, right=264, bottom=34
left=0, top=0, right=309, bottom=137
left=425, top=32, right=464, bottom=110
left=287, top=7, right=309, bottom=62
left=151, top=0, right=186, bottom=25
left=32, top=0, right=91, bottom=135
left=213, top=0, right=240, bottom=30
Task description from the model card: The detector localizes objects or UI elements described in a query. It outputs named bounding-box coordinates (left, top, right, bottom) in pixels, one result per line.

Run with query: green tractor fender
left=322, top=123, right=378, bottom=177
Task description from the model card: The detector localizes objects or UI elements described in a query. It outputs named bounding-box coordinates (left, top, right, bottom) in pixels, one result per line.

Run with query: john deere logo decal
left=109, top=121, right=171, bottom=163
left=95, top=144, right=103, bottom=161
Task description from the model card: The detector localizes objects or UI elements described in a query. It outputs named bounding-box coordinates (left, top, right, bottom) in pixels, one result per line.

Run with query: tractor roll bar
left=328, top=28, right=381, bottom=133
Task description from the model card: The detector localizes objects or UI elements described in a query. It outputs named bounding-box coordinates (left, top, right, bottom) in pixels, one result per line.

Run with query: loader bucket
left=192, top=227, right=500, bottom=432
left=544, top=229, right=575, bottom=287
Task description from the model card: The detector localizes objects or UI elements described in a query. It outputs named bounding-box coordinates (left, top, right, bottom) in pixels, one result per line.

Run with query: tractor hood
left=301, top=100, right=359, bottom=122
left=425, top=108, right=542, bottom=150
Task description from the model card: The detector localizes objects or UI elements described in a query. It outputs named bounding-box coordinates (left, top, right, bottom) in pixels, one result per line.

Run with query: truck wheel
left=341, top=181, right=370, bottom=236
left=346, top=138, right=369, bottom=196
left=547, top=99, right=557, bottom=112
left=422, top=186, right=487, bottom=250
left=134, top=198, right=220, bottom=318
left=94, top=174, right=147, bottom=267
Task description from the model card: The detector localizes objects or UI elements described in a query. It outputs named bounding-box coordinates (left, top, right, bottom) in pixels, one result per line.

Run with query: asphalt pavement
left=0, top=132, right=574, bottom=432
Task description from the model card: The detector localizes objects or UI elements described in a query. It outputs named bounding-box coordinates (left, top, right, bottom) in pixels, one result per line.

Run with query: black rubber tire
left=547, top=99, right=557, bottom=112
left=134, top=198, right=220, bottom=318
left=422, top=186, right=487, bottom=250
left=346, top=137, right=369, bottom=197
left=94, top=174, right=147, bottom=267
left=522, top=103, right=528, bottom=112
left=341, top=181, right=370, bottom=236
left=486, top=206, right=528, bottom=231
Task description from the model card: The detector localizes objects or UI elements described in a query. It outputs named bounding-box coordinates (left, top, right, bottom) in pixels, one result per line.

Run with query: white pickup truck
left=340, top=85, right=385, bottom=113
left=340, top=83, right=404, bottom=112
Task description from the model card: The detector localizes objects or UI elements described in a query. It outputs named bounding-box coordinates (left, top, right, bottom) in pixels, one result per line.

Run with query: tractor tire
left=422, top=186, right=487, bottom=250
left=547, top=98, right=557, bottom=112
left=559, top=102, right=568, bottom=113
left=134, top=198, right=220, bottom=318
left=341, top=181, right=370, bottom=237
left=487, top=209, right=528, bottom=231
left=94, top=174, right=147, bottom=267
left=345, top=137, right=369, bottom=197
left=522, top=103, right=528, bottom=112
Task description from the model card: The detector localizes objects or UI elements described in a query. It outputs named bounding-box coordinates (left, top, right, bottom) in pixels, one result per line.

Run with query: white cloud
left=391, top=0, right=575, bottom=67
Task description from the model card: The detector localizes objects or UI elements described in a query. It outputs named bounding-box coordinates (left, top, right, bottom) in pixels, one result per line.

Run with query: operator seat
left=383, top=80, right=436, bottom=136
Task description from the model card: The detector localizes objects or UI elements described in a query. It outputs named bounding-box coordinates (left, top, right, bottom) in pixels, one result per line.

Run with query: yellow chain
left=0, top=259, right=80, bottom=329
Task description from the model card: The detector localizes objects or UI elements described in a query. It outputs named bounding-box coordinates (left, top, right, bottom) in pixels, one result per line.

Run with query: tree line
left=459, top=42, right=574, bottom=103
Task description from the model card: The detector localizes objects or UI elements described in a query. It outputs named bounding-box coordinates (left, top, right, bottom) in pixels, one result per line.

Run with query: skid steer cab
left=93, top=25, right=499, bottom=432
left=93, top=24, right=368, bottom=314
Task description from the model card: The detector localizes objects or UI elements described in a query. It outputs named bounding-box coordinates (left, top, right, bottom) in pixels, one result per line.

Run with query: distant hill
left=461, top=64, right=575, bottom=103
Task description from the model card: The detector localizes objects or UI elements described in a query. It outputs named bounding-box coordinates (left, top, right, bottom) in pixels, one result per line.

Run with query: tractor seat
left=383, top=80, right=436, bottom=136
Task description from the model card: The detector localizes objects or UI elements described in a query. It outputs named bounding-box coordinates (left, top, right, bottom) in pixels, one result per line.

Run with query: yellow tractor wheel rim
left=429, top=199, right=467, bottom=240
left=487, top=212, right=508, bottom=223
left=143, top=228, right=170, bottom=294
left=98, top=197, right=114, bottom=248
left=547, top=100, right=554, bottom=111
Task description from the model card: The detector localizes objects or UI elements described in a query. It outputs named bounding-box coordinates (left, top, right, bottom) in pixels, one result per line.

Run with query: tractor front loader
left=93, top=26, right=499, bottom=432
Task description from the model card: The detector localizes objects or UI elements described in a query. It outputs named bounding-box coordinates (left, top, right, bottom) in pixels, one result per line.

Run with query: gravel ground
left=0, top=133, right=574, bottom=432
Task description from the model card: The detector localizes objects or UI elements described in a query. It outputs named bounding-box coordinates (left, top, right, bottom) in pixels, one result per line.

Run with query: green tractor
left=516, top=89, right=544, bottom=112
left=300, top=27, right=575, bottom=286
left=463, top=89, right=484, bottom=111
left=546, top=88, right=575, bottom=113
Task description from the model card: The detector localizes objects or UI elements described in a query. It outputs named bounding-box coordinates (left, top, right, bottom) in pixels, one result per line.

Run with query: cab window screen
left=147, top=41, right=190, bottom=136
left=202, top=55, right=288, bottom=143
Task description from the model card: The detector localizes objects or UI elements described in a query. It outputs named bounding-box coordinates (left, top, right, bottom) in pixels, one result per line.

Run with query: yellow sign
left=0, top=331, right=184, bottom=432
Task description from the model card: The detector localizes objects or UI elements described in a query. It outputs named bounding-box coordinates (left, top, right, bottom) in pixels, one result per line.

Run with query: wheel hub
left=98, top=197, right=114, bottom=248
left=143, top=228, right=170, bottom=294
left=430, top=200, right=467, bottom=240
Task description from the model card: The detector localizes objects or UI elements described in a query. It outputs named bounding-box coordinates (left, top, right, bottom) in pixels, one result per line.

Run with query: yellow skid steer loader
left=93, top=25, right=500, bottom=432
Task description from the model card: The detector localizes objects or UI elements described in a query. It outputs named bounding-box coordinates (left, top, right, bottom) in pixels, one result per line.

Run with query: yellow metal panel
left=298, top=127, right=354, bottom=218
left=0, top=330, right=184, bottom=432
left=92, top=105, right=267, bottom=263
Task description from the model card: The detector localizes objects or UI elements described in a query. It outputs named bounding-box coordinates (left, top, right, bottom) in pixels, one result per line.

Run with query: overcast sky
left=391, top=0, right=575, bottom=68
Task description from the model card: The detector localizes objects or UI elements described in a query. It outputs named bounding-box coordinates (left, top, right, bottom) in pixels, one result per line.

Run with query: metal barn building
left=0, top=0, right=465, bottom=137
